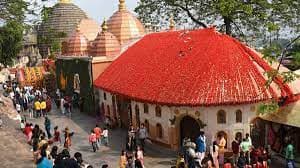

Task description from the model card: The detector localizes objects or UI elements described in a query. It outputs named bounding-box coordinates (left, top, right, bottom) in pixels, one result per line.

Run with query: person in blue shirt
left=37, top=148, right=53, bottom=168
left=196, top=131, right=206, bottom=166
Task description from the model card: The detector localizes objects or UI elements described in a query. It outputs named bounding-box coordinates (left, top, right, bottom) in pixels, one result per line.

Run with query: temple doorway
left=116, top=95, right=131, bottom=128
left=180, top=116, right=201, bottom=144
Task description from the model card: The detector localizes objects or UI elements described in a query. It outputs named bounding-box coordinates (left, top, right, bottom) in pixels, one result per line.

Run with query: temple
left=39, top=0, right=300, bottom=154
left=94, top=27, right=300, bottom=150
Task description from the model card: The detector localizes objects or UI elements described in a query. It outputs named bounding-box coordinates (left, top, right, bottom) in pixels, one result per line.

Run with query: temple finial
left=101, top=19, right=108, bottom=32
left=169, top=16, right=175, bottom=30
left=59, top=0, right=71, bottom=3
left=76, top=24, right=80, bottom=32
left=119, top=0, right=126, bottom=11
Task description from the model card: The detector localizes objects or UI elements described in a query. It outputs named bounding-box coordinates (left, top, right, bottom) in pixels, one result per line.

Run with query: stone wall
left=98, top=89, right=260, bottom=150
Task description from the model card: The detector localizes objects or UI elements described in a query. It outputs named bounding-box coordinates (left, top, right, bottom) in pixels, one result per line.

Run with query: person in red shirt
left=255, top=157, right=264, bottom=168
left=53, top=126, right=61, bottom=144
left=24, top=123, right=33, bottom=143
left=93, top=124, right=102, bottom=146
left=89, top=130, right=98, bottom=152
left=223, top=158, right=232, bottom=168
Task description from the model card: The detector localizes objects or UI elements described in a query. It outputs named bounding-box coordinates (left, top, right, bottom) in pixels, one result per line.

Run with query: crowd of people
left=117, top=123, right=149, bottom=168
left=1, top=80, right=297, bottom=168
left=3, top=81, right=51, bottom=119
left=2, top=81, right=99, bottom=167
left=176, top=132, right=273, bottom=168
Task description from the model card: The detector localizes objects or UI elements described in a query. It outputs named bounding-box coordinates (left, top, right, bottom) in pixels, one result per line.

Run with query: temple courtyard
left=0, top=93, right=297, bottom=167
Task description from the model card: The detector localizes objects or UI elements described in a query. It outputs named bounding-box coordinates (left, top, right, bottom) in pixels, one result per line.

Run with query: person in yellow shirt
left=119, top=150, right=127, bottom=168
left=34, top=99, right=41, bottom=118
left=40, top=99, right=47, bottom=117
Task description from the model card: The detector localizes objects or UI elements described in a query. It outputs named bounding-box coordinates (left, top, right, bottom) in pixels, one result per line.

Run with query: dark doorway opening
left=116, top=95, right=132, bottom=128
left=180, top=116, right=201, bottom=145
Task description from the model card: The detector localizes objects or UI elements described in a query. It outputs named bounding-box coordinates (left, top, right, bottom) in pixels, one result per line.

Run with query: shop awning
left=261, top=100, right=300, bottom=128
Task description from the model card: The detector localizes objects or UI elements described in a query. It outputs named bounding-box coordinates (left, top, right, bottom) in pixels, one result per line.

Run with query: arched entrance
left=180, top=116, right=201, bottom=144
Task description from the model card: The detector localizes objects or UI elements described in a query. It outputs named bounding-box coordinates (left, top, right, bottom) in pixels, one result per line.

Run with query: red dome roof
left=94, top=28, right=293, bottom=106
left=91, top=21, right=121, bottom=57
left=65, top=27, right=89, bottom=56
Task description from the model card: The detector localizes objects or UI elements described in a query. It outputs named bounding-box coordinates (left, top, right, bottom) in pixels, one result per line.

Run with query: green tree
left=135, top=0, right=300, bottom=36
left=0, top=21, right=24, bottom=66
left=0, top=0, right=28, bottom=22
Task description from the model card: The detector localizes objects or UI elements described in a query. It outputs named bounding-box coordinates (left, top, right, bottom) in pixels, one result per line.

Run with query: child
left=53, top=126, right=61, bottom=144
left=101, top=127, right=109, bottom=146
left=89, top=130, right=98, bottom=152
left=63, top=127, right=74, bottom=149
left=20, top=119, right=25, bottom=131
left=136, top=146, right=144, bottom=167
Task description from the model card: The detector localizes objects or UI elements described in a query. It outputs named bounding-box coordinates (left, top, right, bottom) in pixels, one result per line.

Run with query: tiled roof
left=94, top=28, right=294, bottom=106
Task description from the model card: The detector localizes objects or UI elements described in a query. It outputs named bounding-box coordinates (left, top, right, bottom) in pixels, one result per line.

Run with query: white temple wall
left=97, top=89, right=259, bottom=149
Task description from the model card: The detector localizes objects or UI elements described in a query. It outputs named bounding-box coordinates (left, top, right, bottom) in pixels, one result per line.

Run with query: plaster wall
left=98, top=89, right=259, bottom=150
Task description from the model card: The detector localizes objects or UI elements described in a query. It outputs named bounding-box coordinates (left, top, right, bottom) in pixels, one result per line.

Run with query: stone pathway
left=25, top=106, right=176, bottom=168
left=0, top=97, right=34, bottom=168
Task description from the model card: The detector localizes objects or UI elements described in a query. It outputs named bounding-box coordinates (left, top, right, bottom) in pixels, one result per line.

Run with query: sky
left=48, top=0, right=139, bottom=23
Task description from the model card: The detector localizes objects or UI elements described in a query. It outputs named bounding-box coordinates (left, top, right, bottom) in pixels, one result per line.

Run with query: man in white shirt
left=15, top=86, right=20, bottom=93
left=246, top=133, right=252, bottom=146
left=9, top=91, right=14, bottom=99
left=101, top=127, right=109, bottom=146
left=16, top=103, right=21, bottom=113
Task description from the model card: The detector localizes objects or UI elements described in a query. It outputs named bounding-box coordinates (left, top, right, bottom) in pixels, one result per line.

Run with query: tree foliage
left=0, top=0, right=28, bottom=22
left=0, top=21, right=24, bottom=66
left=135, top=0, right=300, bottom=37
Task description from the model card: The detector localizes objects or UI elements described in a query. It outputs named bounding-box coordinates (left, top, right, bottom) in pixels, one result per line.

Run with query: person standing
left=24, top=123, right=33, bottom=143
left=138, top=123, right=148, bottom=152
left=89, top=130, right=98, bottom=152
left=196, top=131, right=206, bottom=166
left=44, top=117, right=52, bottom=139
left=28, top=96, right=34, bottom=118
left=232, top=136, right=240, bottom=167
left=245, top=133, right=252, bottom=146
left=211, top=141, right=219, bottom=168
left=217, top=134, right=226, bottom=166
left=53, top=126, right=61, bottom=144
left=119, top=150, right=127, bottom=168
left=40, top=99, right=47, bottom=117
left=136, top=146, right=144, bottom=167
left=240, top=138, right=251, bottom=164
left=127, top=125, right=136, bottom=151
left=285, top=139, right=295, bottom=168
left=63, top=127, right=74, bottom=149
left=93, top=124, right=102, bottom=146
left=101, top=127, right=109, bottom=146
left=60, top=97, right=65, bottom=115
left=34, top=99, right=41, bottom=118
left=16, top=102, right=21, bottom=113
left=32, top=124, right=42, bottom=162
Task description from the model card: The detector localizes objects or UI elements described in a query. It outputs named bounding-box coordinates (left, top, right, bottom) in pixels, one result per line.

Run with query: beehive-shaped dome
left=107, top=0, right=145, bottom=45
left=38, top=0, right=88, bottom=57
left=65, top=26, right=89, bottom=56
left=78, top=19, right=100, bottom=41
left=91, top=20, right=121, bottom=57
